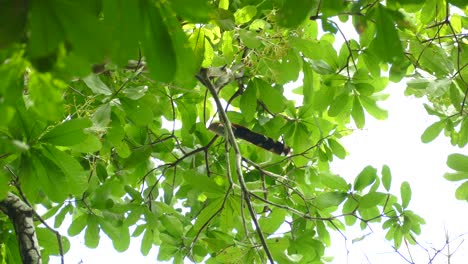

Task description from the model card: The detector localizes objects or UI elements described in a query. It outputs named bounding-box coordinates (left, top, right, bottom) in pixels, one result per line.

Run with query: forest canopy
left=0, top=0, right=468, bottom=263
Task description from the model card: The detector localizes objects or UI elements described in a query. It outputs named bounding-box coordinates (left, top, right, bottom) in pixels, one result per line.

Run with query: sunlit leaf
left=421, top=120, right=445, bottom=143
left=234, top=5, right=257, bottom=24
left=354, top=166, right=377, bottom=192
left=400, top=181, right=412, bottom=208
left=315, top=192, right=347, bottom=209
left=382, top=165, right=392, bottom=191
left=447, top=153, right=468, bottom=172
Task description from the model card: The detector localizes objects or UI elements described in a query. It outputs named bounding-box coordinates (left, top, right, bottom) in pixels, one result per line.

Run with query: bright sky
left=331, top=82, right=468, bottom=264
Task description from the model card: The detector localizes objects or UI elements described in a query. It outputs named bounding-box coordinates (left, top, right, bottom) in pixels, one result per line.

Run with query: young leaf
left=400, top=181, right=412, bottom=208
left=382, top=165, right=392, bottom=191
left=234, top=5, right=257, bottom=24
left=354, top=166, right=377, bottom=192
left=444, top=172, right=468, bottom=181
left=351, top=96, right=365, bottom=128
left=141, top=228, right=154, bottom=256
left=421, top=120, right=445, bottom=143
left=360, top=96, right=388, bottom=120
left=447, top=153, right=468, bottom=172
left=328, top=138, right=347, bottom=159
left=455, top=181, right=468, bottom=201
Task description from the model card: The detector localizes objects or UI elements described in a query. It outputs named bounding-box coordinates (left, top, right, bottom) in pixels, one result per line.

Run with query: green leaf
left=455, top=181, right=468, bottom=201
left=447, top=153, right=468, bottom=172
left=83, top=74, right=113, bottom=96
left=85, top=215, right=100, bottom=248
left=320, top=172, right=349, bottom=192
left=92, top=103, right=112, bottom=129
left=421, top=120, right=445, bottom=143
left=29, top=154, right=69, bottom=202
left=369, top=5, right=404, bottom=63
left=188, top=29, right=206, bottom=70
left=28, top=72, right=66, bottom=121
left=276, top=0, right=318, bottom=28
left=52, top=0, right=108, bottom=62
left=41, top=118, right=92, bottom=146
left=37, top=227, right=70, bottom=260
left=457, top=118, right=468, bottom=147
left=103, top=0, right=142, bottom=66
left=444, top=172, right=468, bottom=181
left=239, top=29, right=262, bottom=49
left=382, top=165, right=392, bottom=191
left=256, top=79, right=286, bottom=113
left=141, top=228, right=154, bottom=256
left=240, top=82, right=257, bottom=122
left=234, top=5, right=257, bottom=24
left=221, top=31, right=234, bottom=61
left=308, top=60, right=335, bottom=75
left=169, top=0, right=214, bottom=22
left=120, top=98, right=154, bottom=126
left=354, top=166, right=377, bottom=192
left=167, top=6, right=197, bottom=88
left=161, top=215, right=184, bottom=238
left=182, top=171, right=224, bottom=197
left=68, top=214, right=88, bottom=236
left=100, top=219, right=131, bottom=252
left=28, top=1, right=63, bottom=59
left=70, top=134, right=102, bottom=153
left=54, top=204, right=71, bottom=228
left=259, top=209, right=286, bottom=234
left=302, top=60, right=318, bottom=107
left=328, top=138, right=346, bottom=159
left=142, top=3, right=176, bottom=82
left=351, top=96, right=365, bottom=128
left=360, top=96, right=388, bottom=120
left=328, top=94, right=352, bottom=117
left=41, top=145, right=88, bottom=196
left=400, top=181, right=412, bottom=208
left=192, top=198, right=223, bottom=231
left=360, top=192, right=386, bottom=208
left=0, top=171, right=10, bottom=200
left=315, top=192, right=347, bottom=209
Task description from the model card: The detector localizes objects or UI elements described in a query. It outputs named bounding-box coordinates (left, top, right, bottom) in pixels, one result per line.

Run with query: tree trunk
left=0, top=192, right=41, bottom=264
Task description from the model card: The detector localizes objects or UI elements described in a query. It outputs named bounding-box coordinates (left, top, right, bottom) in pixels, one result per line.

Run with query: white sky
left=331, top=82, right=468, bottom=264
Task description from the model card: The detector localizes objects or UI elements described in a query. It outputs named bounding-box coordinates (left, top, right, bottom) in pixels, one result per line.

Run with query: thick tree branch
left=0, top=192, right=41, bottom=264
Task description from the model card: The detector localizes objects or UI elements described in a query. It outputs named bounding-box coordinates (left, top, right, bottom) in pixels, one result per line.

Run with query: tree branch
left=197, top=70, right=275, bottom=264
left=0, top=192, right=41, bottom=264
